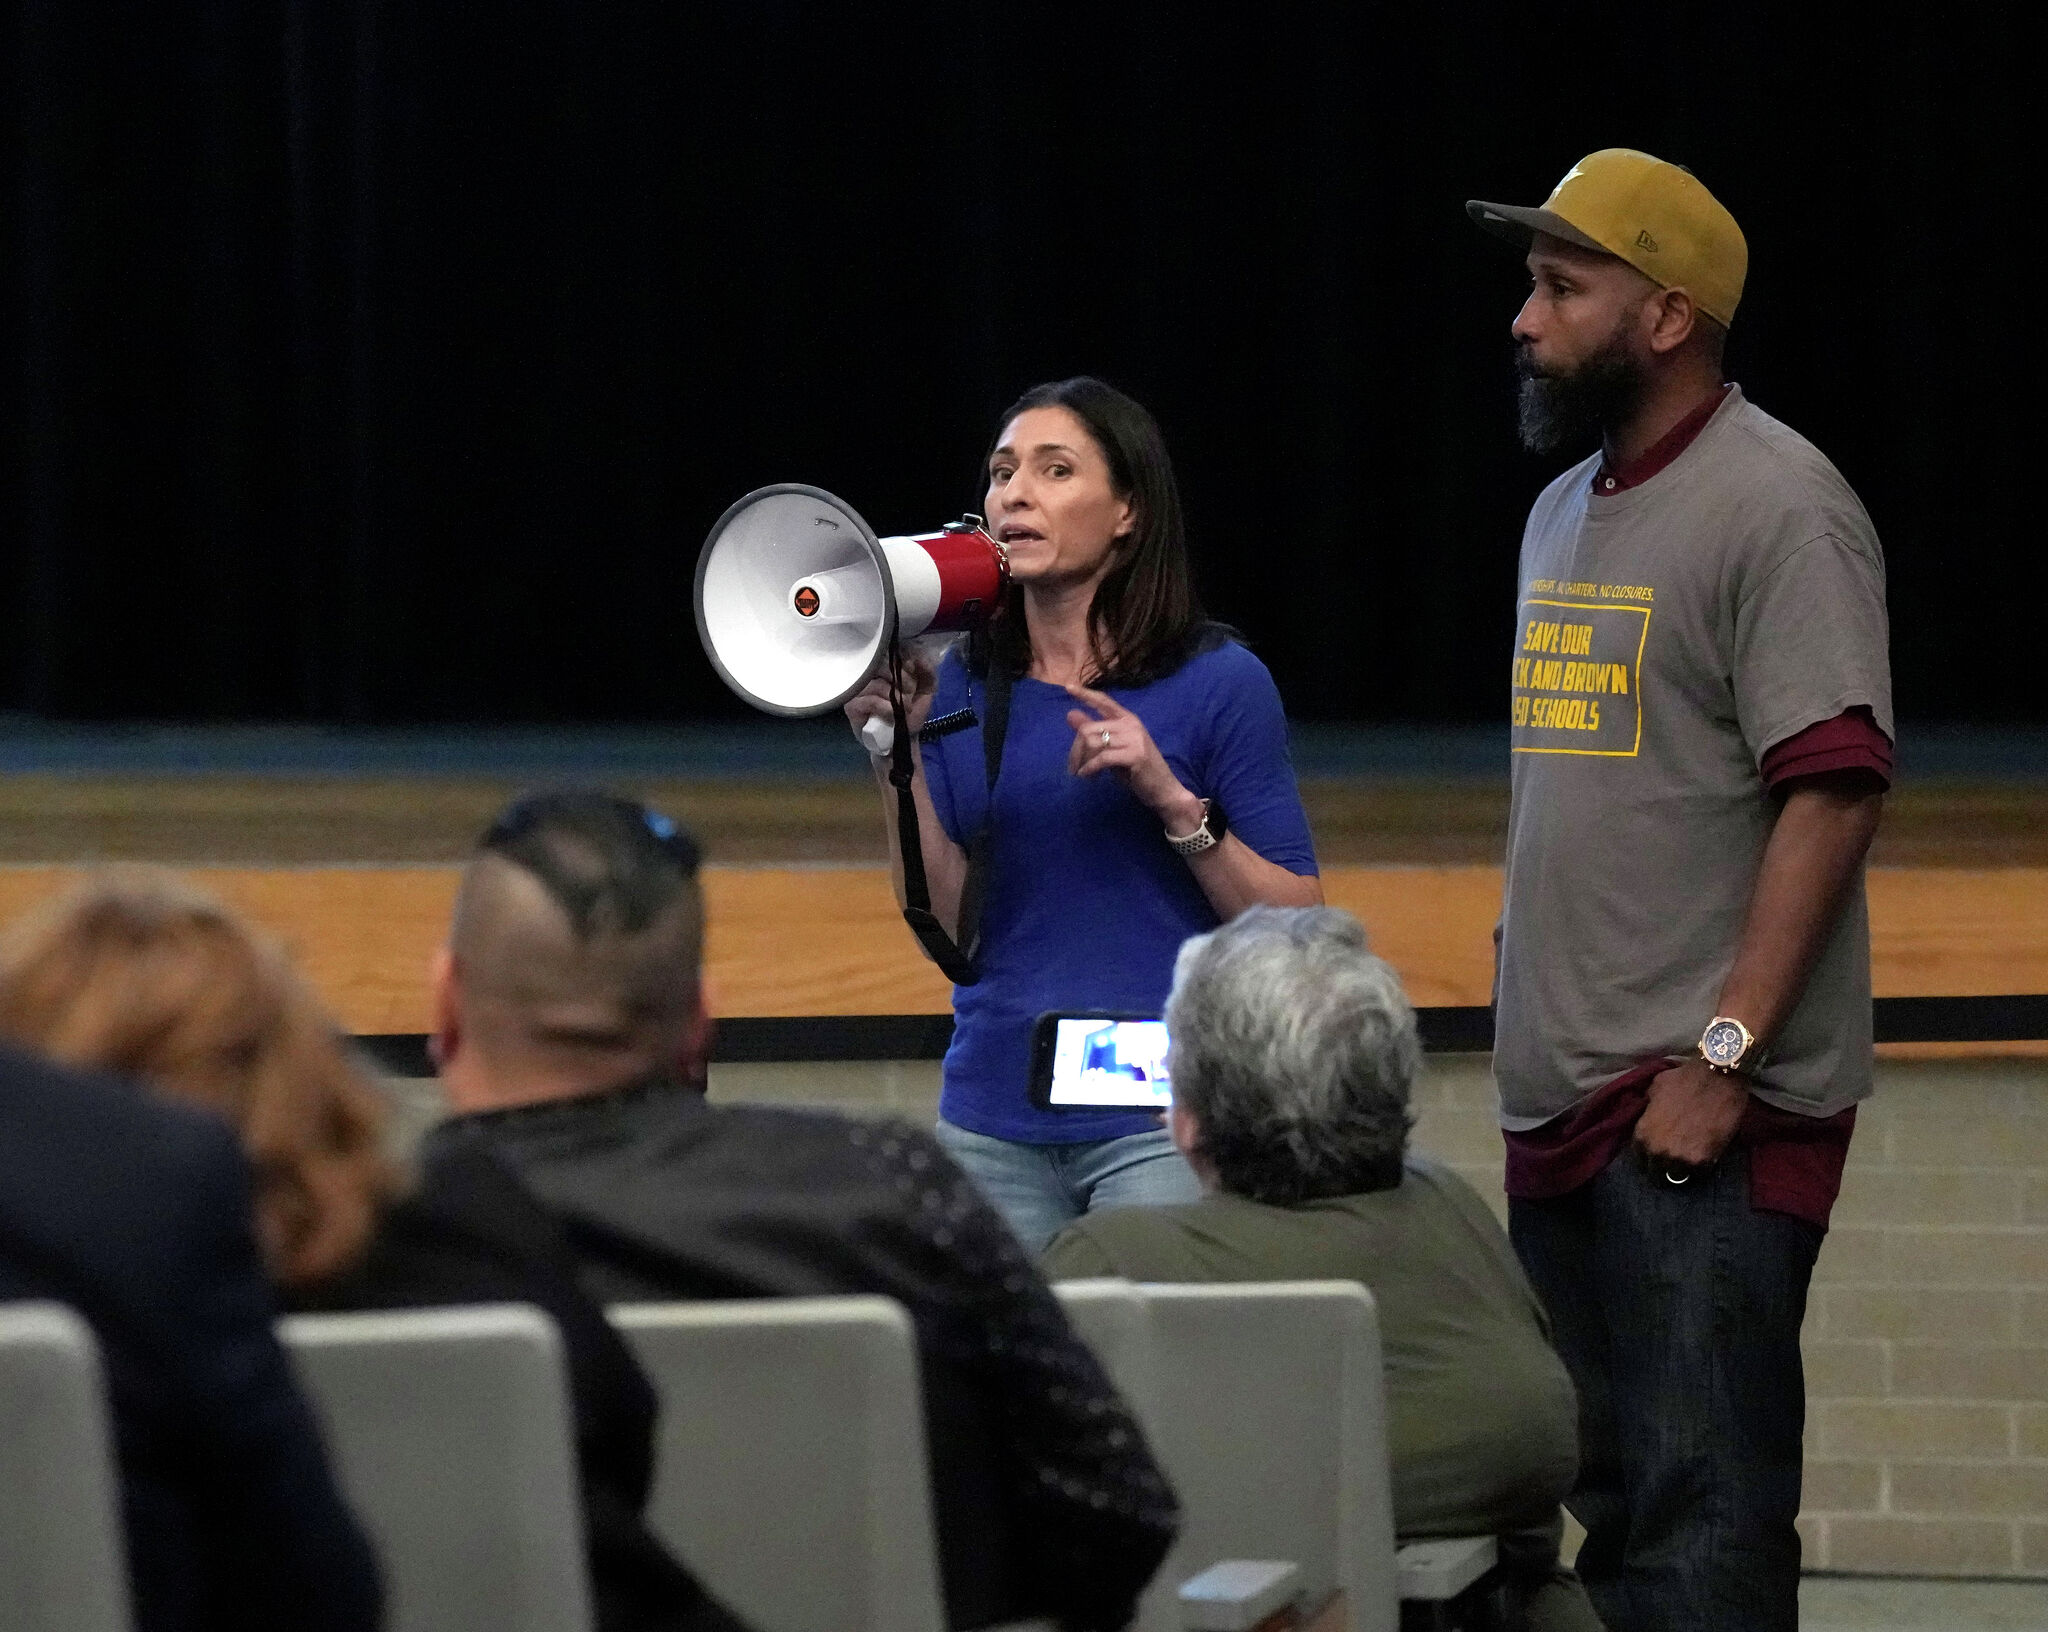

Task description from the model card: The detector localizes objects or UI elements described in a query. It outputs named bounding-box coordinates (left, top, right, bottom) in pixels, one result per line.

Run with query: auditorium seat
left=1055, top=1281, right=1399, bottom=1632
left=0, top=1302, right=133, bottom=1632
left=1047, top=1278, right=1156, bottom=1404
left=279, top=1304, right=591, bottom=1632
left=610, top=1296, right=949, bottom=1632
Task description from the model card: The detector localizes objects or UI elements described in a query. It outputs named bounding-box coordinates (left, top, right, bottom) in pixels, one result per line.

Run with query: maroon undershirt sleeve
left=1760, top=704, right=1893, bottom=791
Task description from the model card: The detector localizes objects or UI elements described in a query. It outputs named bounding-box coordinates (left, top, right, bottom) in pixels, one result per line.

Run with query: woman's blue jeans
left=935, top=1120, right=1203, bottom=1253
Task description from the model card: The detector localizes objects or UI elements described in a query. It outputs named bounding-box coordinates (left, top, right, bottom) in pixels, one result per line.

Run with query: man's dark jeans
left=1508, top=1145, right=1823, bottom=1632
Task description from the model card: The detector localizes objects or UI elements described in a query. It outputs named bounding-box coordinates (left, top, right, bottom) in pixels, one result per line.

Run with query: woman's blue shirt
left=921, top=637, right=1318, bottom=1143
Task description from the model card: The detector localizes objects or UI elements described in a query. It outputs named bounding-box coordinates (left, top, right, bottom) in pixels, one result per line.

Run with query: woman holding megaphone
left=846, top=376, right=1321, bottom=1251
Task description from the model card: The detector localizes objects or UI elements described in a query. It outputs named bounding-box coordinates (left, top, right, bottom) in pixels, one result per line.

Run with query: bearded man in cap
left=1465, top=150, right=1891, bottom=1630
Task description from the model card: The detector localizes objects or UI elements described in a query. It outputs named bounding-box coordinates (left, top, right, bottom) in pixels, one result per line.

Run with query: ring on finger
left=1099, top=728, right=1112, bottom=746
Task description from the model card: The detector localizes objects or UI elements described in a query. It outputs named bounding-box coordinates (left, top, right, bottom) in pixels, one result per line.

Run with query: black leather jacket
left=426, top=1075, right=1179, bottom=1632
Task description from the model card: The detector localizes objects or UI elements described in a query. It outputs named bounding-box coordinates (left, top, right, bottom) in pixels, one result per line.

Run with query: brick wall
left=1410, top=1055, right=2048, bottom=1579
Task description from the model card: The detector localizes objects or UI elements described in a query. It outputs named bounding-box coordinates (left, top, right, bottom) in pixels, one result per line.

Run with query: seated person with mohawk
left=422, top=790, right=1177, bottom=1632
left=1042, top=906, right=1600, bottom=1632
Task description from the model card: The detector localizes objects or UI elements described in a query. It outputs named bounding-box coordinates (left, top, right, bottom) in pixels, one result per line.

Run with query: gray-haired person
left=1042, top=907, right=1600, bottom=1632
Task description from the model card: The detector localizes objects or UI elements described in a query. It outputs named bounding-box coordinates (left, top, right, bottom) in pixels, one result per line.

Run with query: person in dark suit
left=0, top=1041, right=383, bottom=1632
left=0, top=869, right=748, bottom=1632
left=422, top=790, right=1180, bottom=1632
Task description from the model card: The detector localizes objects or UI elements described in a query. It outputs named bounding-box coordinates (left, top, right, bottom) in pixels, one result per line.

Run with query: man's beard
left=1516, top=324, right=1646, bottom=456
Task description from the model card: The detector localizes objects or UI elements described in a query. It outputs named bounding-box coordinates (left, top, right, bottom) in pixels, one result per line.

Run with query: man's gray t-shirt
left=1494, top=387, right=1892, bottom=1127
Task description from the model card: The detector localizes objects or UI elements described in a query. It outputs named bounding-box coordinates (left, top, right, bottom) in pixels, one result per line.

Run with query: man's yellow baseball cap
left=1466, top=148, right=1747, bottom=328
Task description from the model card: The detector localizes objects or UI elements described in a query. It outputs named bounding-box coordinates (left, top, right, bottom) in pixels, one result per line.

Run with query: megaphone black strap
left=953, top=651, right=1012, bottom=969
left=888, top=643, right=1011, bottom=989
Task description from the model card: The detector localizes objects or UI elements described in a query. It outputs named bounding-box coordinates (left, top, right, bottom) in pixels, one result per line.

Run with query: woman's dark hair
left=970, top=376, right=1220, bottom=686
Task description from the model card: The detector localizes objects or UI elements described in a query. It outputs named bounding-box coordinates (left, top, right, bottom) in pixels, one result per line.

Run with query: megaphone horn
left=694, top=484, right=1009, bottom=721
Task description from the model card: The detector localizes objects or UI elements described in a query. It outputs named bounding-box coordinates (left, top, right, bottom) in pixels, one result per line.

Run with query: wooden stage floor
left=2, top=774, right=2045, bottom=1043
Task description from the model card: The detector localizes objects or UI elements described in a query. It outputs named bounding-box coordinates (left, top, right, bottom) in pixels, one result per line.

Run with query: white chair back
left=611, top=1296, right=945, bottom=1632
left=280, top=1304, right=591, bottom=1632
left=1050, top=1278, right=1157, bottom=1404
left=0, top=1303, right=132, bottom=1632
left=1124, top=1282, right=1399, bottom=1632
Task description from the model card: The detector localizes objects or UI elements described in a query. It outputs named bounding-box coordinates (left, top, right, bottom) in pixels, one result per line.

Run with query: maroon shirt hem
left=1502, top=1058, right=1857, bottom=1230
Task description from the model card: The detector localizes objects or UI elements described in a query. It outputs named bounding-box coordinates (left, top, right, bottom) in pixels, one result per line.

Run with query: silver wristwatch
left=1699, top=1015, right=1760, bottom=1075
left=1165, top=798, right=1225, bottom=857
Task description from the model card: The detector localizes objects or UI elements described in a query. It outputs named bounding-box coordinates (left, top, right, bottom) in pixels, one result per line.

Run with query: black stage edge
left=711, top=1013, right=963, bottom=1064
left=356, top=1034, right=437, bottom=1077
left=357, top=995, right=2048, bottom=1075
left=1870, top=994, right=2048, bottom=1044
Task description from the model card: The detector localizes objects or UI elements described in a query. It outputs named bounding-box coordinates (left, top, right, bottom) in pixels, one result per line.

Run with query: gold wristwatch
left=1698, top=1015, right=1760, bottom=1076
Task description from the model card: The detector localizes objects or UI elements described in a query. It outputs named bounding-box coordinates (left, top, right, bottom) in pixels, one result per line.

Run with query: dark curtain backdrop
left=1, top=3, right=2033, bottom=723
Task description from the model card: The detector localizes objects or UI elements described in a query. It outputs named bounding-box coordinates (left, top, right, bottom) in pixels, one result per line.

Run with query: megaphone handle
left=860, top=714, right=895, bottom=757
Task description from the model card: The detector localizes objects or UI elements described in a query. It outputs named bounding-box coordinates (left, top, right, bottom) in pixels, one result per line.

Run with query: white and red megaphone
left=694, top=484, right=1008, bottom=752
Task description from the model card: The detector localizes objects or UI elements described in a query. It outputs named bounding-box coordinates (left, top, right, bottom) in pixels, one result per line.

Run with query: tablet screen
left=1042, top=1015, right=1172, bottom=1109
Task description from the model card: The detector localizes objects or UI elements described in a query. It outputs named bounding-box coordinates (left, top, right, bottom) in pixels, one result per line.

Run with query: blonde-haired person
left=0, top=871, right=395, bottom=1285
left=0, top=871, right=749, bottom=1632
